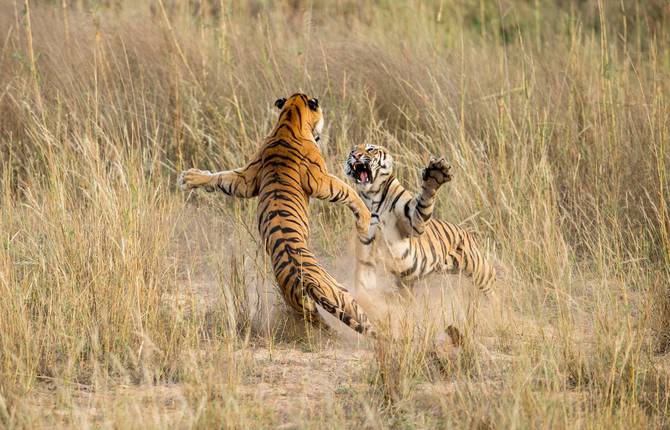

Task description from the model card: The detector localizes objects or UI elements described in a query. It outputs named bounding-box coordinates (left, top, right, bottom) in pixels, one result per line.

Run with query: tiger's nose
left=351, top=151, right=363, bottom=159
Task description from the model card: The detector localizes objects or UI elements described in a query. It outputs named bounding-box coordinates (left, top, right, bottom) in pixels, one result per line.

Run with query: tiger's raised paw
left=421, top=157, right=452, bottom=187
left=178, top=168, right=215, bottom=192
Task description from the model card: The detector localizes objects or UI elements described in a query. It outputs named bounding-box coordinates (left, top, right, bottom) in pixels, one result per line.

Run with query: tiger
left=344, top=144, right=496, bottom=296
left=179, top=94, right=375, bottom=335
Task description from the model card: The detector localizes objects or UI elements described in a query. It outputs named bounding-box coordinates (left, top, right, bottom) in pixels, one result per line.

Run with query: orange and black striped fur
left=179, top=94, right=375, bottom=335
left=345, top=144, right=495, bottom=295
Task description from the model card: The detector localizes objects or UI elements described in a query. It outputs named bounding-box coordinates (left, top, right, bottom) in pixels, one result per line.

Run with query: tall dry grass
left=0, top=0, right=669, bottom=428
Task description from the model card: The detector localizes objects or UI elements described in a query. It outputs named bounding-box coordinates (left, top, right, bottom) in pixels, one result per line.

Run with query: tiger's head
left=345, top=144, right=394, bottom=193
left=274, top=93, right=324, bottom=141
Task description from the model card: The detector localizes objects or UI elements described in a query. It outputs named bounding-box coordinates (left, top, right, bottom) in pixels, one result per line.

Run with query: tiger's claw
left=421, top=156, right=452, bottom=187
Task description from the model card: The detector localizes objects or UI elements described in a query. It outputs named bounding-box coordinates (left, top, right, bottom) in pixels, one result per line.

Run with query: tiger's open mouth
left=350, top=162, right=372, bottom=184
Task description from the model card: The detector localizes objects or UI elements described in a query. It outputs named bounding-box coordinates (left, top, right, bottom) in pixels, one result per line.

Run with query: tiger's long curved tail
left=268, top=228, right=375, bottom=335
left=302, top=268, right=375, bottom=335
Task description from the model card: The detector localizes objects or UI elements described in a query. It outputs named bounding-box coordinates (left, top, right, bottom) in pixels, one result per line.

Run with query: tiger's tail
left=301, top=271, right=376, bottom=336
left=271, top=239, right=376, bottom=336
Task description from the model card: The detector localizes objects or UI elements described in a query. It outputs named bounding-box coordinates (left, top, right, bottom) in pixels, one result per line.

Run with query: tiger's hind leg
left=449, top=241, right=495, bottom=296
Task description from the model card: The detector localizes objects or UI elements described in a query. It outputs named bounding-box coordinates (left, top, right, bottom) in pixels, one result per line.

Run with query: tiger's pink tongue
left=359, top=171, right=368, bottom=183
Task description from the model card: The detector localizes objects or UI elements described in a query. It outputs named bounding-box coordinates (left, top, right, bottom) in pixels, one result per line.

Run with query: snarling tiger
left=345, top=144, right=496, bottom=296
left=179, top=94, right=375, bottom=335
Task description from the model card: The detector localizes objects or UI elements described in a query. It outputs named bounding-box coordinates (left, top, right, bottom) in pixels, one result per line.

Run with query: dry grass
left=1, top=0, right=669, bottom=428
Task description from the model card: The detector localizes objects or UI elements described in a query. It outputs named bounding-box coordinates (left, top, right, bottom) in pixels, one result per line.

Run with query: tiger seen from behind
left=179, top=94, right=376, bottom=336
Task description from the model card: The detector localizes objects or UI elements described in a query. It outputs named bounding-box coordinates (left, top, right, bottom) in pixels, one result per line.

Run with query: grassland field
left=0, top=0, right=669, bottom=428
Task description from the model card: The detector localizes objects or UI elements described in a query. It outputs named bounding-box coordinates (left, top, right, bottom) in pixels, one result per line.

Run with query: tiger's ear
left=274, top=98, right=287, bottom=110
left=308, top=98, right=319, bottom=111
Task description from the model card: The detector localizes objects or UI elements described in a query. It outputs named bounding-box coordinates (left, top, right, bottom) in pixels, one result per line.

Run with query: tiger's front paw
left=421, top=156, right=452, bottom=188
left=178, top=168, right=214, bottom=192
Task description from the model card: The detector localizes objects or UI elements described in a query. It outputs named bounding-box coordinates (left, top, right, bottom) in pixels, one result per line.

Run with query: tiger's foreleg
left=179, top=158, right=261, bottom=198
left=308, top=173, right=371, bottom=242
left=354, top=213, right=379, bottom=292
left=403, top=157, right=452, bottom=236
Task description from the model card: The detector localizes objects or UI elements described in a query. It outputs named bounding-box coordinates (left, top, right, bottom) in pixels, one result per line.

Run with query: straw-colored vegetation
left=1, top=0, right=669, bottom=428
